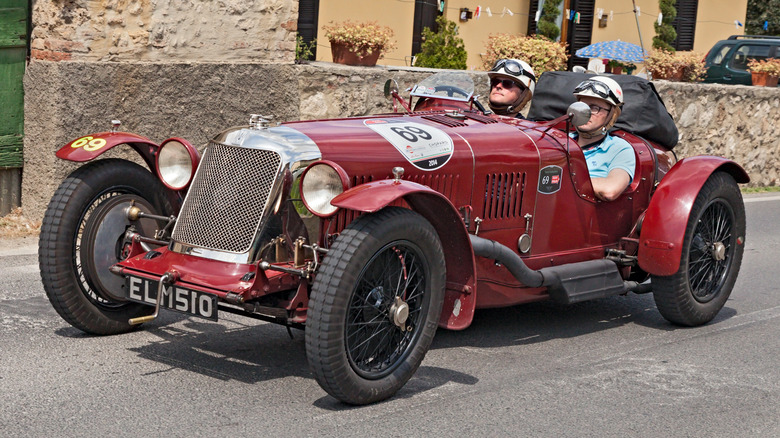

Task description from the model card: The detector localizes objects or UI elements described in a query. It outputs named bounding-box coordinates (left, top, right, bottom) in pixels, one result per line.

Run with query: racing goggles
left=573, top=80, right=620, bottom=105
left=490, top=59, right=536, bottom=83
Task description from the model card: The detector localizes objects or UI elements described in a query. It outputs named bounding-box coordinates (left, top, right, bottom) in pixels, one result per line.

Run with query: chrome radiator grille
left=172, top=143, right=282, bottom=253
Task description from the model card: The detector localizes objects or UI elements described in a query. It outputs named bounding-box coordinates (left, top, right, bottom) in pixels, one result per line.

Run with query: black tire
left=39, top=159, right=173, bottom=335
left=651, top=171, right=746, bottom=326
left=306, top=207, right=446, bottom=405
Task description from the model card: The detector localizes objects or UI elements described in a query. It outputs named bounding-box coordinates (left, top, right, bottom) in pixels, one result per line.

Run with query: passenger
left=488, top=58, right=536, bottom=119
left=571, top=76, right=636, bottom=201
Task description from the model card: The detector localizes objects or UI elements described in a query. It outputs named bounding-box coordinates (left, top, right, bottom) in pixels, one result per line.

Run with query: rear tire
left=306, top=208, right=445, bottom=405
left=651, top=172, right=745, bottom=326
left=39, top=159, right=173, bottom=335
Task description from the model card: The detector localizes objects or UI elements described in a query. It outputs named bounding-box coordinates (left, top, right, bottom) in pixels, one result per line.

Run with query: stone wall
left=31, top=0, right=297, bottom=62
left=22, top=60, right=780, bottom=220
left=655, top=81, right=780, bottom=187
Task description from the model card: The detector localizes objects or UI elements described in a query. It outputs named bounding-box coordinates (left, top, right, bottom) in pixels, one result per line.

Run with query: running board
left=540, top=259, right=627, bottom=305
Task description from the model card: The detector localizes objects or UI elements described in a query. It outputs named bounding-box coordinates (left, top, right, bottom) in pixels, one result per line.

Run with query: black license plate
left=125, top=275, right=218, bottom=321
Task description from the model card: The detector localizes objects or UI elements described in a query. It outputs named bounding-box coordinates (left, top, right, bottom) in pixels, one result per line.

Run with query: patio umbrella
left=575, top=40, right=648, bottom=63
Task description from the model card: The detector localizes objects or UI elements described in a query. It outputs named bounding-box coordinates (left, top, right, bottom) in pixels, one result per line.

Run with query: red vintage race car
left=40, top=71, right=747, bottom=405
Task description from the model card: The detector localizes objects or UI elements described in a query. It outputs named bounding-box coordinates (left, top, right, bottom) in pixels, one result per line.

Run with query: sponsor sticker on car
left=364, top=119, right=454, bottom=171
left=125, top=275, right=218, bottom=321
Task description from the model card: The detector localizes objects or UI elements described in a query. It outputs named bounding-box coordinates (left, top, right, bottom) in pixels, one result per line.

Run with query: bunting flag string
left=393, top=0, right=778, bottom=33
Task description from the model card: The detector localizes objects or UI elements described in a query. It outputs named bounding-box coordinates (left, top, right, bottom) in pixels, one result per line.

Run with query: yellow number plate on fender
left=125, top=276, right=218, bottom=321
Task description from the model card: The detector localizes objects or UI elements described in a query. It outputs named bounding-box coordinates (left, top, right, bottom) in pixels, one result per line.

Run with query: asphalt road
left=1, top=194, right=779, bottom=437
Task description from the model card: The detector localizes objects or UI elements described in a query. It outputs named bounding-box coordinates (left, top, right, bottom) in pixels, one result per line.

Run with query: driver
left=487, top=58, right=536, bottom=118
left=571, top=76, right=636, bottom=202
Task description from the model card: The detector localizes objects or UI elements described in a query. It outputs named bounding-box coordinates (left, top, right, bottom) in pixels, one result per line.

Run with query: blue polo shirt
left=570, top=133, right=636, bottom=183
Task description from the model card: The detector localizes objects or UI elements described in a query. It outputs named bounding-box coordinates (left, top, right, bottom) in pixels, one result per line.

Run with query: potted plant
left=645, top=50, right=680, bottom=80
left=645, top=49, right=705, bottom=82
left=323, top=20, right=396, bottom=67
left=675, top=51, right=706, bottom=82
left=606, top=59, right=624, bottom=74
left=747, top=58, right=780, bottom=87
left=482, top=34, right=568, bottom=75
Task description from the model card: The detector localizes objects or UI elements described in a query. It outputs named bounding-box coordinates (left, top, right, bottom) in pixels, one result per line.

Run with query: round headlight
left=157, top=139, right=197, bottom=190
left=300, top=162, right=348, bottom=217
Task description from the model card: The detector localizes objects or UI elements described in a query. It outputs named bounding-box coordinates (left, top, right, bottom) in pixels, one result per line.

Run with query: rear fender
left=638, top=156, right=749, bottom=276
left=57, top=131, right=160, bottom=170
left=331, top=180, right=477, bottom=330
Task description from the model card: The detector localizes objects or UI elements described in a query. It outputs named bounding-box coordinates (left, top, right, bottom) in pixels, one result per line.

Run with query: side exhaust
left=470, top=235, right=651, bottom=304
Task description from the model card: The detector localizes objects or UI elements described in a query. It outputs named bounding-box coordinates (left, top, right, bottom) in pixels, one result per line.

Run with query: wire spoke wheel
left=39, top=159, right=173, bottom=335
left=687, top=200, right=734, bottom=303
left=306, top=207, right=445, bottom=405
left=346, top=242, right=427, bottom=379
left=652, top=172, right=745, bottom=326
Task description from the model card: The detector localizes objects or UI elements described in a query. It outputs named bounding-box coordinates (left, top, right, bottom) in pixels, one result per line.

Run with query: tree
left=653, top=0, right=677, bottom=52
left=414, top=16, right=468, bottom=70
left=537, top=0, right=562, bottom=41
left=746, top=0, right=780, bottom=35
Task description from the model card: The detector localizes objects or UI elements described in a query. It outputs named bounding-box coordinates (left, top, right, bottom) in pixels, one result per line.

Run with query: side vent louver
left=464, top=112, right=498, bottom=124
left=421, top=114, right=468, bottom=128
left=407, top=173, right=457, bottom=199
left=483, top=172, right=526, bottom=220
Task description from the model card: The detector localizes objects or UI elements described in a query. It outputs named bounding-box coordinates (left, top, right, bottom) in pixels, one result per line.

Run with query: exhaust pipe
left=470, top=235, right=651, bottom=304
left=469, top=234, right=545, bottom=288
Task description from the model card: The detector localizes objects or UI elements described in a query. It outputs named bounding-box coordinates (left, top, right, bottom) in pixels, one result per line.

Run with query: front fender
left=56, top=131, right=159, bottom=170
left=638, top=156, right=749, bottom=276
left=331, top=180, right=478, bottom=330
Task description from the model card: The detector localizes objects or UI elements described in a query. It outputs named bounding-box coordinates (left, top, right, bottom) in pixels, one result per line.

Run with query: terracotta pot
left=612, top=66, right=623, bottom=75
left=751, top=71, right=779, bottom=87
left=665, top=68, right=684, bottom=81
left=330, top=42, right=382, bottom=67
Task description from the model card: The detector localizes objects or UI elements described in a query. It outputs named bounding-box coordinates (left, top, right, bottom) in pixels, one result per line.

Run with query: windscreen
left=409, top=71, right=475, bottom=102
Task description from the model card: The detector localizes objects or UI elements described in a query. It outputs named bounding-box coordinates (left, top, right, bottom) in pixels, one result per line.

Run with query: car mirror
left=567, top=101, right=591, bottom=127
left=384, top=79, right=399, bottom=100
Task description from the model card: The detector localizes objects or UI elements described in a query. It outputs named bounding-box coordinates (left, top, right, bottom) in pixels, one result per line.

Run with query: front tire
left=651, top=171, right=746, bottom=326
left=306, top=208, right=446, bottom=405
left=39, top=159, right=173, bottom=335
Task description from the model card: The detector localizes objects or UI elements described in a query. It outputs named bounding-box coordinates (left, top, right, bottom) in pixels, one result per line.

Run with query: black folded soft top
left=527, top=71, right=679, bottom=149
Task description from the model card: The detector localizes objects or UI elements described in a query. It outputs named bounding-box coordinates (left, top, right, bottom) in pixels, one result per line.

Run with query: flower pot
left=330, top=42, right=382, bottom=67
left=665, top=68, right=684, bottom=81
left=751, top=71, right=779, bottom=87
left=611, top=66, right=623, bottom=75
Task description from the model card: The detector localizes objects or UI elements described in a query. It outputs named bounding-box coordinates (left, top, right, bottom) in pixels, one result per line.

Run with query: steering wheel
left=433, top=85, right=470, bottom=98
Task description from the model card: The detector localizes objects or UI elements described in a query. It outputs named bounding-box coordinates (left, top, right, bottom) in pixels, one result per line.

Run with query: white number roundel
left=364, top=119, right=454, bottom=170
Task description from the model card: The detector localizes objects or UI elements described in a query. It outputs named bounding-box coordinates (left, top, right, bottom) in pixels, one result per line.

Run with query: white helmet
left=573, top=76, right=623, bottom=107
left=488, top=58, right=536, bottom=94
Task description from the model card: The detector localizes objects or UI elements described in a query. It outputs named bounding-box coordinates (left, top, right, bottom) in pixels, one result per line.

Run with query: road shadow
left=431, top=293, right=738, bottom=351
left=48, top=292, right=736, bottom=408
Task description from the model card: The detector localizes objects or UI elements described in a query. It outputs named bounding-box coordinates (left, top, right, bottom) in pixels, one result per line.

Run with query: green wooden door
left=0, top=2, right=25, bottom=168
left=0, top=1, right=26, bottom=214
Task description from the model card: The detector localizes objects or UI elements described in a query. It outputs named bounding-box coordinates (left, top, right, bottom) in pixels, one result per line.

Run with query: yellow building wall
left=316, top=0, right=747, bottom=69
left=315, top=0, right=416, bottom=66
left=691, top=0, right=748, bottom=53
left=589, top=0, right=747, bottom=56
left=441, top=0, right=531, bottom=70
left=315, top=0, right=531, bottom=69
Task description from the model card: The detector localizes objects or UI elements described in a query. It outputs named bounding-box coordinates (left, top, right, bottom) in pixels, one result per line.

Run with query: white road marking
left=3, top=264, right=39, bottom=275
left=743, top=195, right=780, bottom=203
left=0, top=245, right=37, bottom=257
